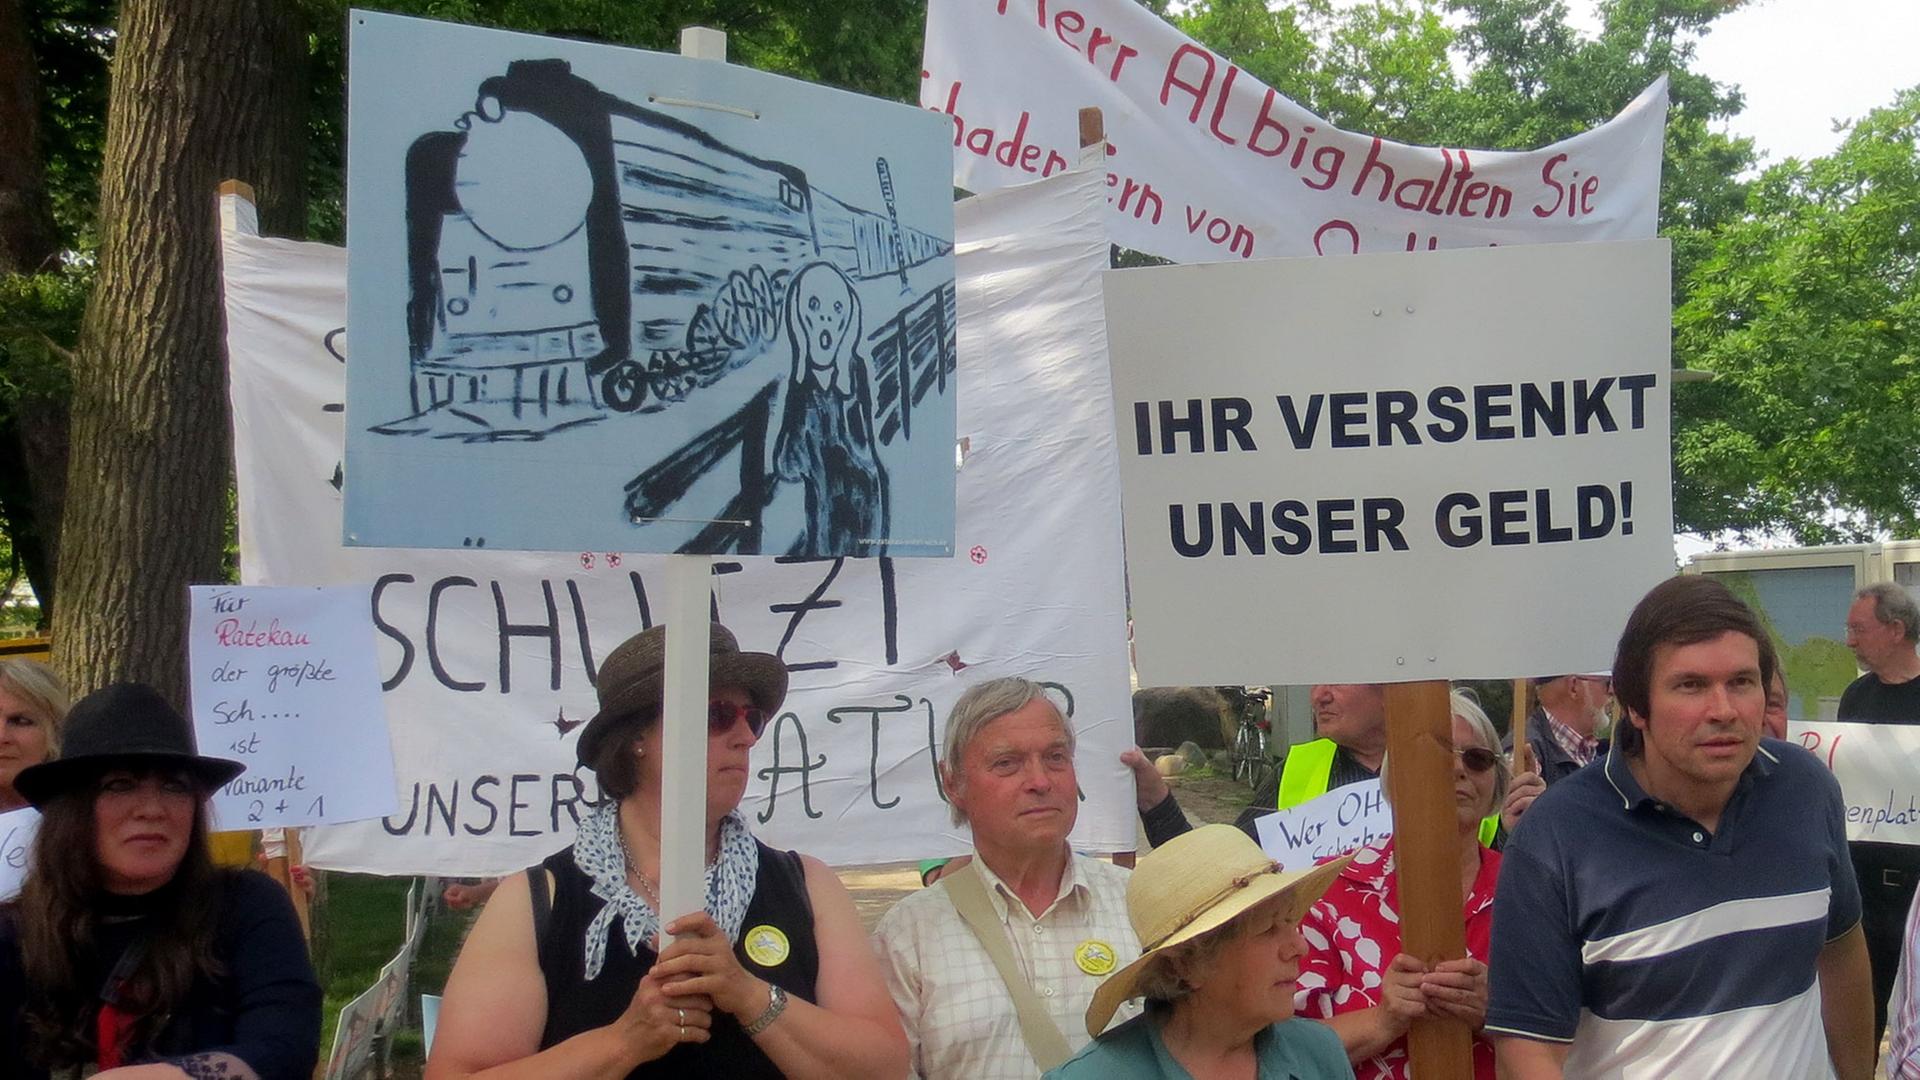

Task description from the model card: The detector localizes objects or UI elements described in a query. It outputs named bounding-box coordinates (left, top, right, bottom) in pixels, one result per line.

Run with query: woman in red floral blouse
left=1294, top=690, right=1508, bottom=1080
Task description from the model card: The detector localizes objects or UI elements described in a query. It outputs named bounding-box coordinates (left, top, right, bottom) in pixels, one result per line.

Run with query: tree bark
left=0, top=0, right=68, bottom=623
left=52, top=0, right=308, bottom=700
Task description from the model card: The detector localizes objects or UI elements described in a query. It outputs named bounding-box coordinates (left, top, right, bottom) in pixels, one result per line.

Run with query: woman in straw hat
left=428, top=622, right=907, bottom=1080
left=0, top=658, right=68, bottom=815
left=1047, top=823, right=1355, bottom=1079
left=0, top=682, right=321, bottom=1077
left=1292, top=689, right=1507, bottom=1080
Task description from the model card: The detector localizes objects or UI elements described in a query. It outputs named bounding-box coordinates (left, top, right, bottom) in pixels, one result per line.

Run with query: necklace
left=617, top=826, right=662, bottom=910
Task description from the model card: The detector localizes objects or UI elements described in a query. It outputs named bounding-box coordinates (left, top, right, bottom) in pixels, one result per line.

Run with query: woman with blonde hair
left=0, top=659, right=68, bottom=813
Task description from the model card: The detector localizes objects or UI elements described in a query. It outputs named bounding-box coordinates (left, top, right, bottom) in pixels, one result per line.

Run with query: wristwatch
left=743, top=983, right=788, bottom=1036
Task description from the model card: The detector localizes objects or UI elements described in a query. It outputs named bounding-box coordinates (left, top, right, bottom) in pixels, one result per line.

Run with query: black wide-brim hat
left=14, top=682, right=246, bottom=808
left=575, top=622, right=789, bottom=769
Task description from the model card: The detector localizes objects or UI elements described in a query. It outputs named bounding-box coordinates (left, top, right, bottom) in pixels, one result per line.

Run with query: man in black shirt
left=1840, top=581, right=1920, bottom=1041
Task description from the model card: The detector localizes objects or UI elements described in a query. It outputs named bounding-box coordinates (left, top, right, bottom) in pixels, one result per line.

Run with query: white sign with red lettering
left=187, top=585, right=400, bottom=830
left=1793, top=721, right=1920, bottom=845
left=923, top=0, right=1666, bottom=263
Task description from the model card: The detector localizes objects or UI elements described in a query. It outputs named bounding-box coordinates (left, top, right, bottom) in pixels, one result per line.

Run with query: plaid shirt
left=1543, top=708, right=1599, bottom=768
left=871, top=850, right=1141, bottom=1080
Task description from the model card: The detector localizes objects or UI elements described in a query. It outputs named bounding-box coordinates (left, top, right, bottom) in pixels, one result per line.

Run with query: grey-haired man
left=871, top=677, right=1140, bottom=1079
left=1842, top=582, right=1920, bottom=1042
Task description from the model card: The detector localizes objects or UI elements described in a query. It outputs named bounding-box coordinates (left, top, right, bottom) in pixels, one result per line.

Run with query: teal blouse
left=1044, top=1010, right=1354, bottom=1080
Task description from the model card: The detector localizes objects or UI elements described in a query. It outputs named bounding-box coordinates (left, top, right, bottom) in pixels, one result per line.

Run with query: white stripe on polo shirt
left=1562, top=982, right=1834, bottom=1080
left=1579, top=887, right=1831, bottom=966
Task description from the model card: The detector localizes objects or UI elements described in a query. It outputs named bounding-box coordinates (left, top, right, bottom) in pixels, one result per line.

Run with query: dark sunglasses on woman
left=710, top=699, right=770, bottom=737
left=1455, top=746, right=1500, bottom=773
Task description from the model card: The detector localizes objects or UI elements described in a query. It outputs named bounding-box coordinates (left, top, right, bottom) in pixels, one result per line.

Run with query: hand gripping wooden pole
left=1383, top=680, right=1473, bottom=1080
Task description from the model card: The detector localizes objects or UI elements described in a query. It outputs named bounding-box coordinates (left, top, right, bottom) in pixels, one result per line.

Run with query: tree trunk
left=52, top=0, right=308, bottom=701
left=0, top=0, right=68, bottom=623
left=0, top=0, right=56, bottom=272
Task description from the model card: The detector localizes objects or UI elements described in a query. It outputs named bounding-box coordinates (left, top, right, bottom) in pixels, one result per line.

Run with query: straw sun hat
left=1084, top=824, right=1350, bottom=1036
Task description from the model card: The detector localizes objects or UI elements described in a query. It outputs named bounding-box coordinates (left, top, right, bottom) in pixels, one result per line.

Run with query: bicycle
left=1221, top=686, right=1273, bottom=790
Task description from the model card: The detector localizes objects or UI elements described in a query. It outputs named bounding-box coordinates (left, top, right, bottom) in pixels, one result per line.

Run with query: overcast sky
left=1569, top=0, right=1920, bottom=169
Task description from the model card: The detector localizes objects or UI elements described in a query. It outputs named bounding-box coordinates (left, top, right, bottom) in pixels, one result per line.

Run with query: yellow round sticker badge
left=744, top=925, right=791, bottom=968
left=1075, top=940, right=1117, bottom=976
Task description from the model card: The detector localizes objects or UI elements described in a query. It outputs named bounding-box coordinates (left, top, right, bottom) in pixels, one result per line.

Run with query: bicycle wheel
left=1245, top=725, right=1270, bottom=791
left=1232, top=724, right=1257, bottom=786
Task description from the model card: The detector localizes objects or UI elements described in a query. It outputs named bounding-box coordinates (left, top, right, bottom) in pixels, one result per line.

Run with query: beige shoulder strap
left=941, top=859, right=1074, bottom=1071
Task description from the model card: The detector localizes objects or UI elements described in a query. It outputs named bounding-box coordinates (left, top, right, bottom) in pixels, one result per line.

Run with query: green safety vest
left=1278, top=737, right=1499, bottom=846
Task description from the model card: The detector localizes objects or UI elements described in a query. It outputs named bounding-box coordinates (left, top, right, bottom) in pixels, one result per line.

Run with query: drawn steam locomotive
left=389, top=58, right=953, bottom=435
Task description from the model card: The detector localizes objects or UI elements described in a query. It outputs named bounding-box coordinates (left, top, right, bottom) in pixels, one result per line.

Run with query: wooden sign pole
left=1511, top=678, right=1532, bottom=775
left=655, top=26, right=727, bottom=941
left=1382, top=680, right=1473, bottom=1080
left=1078, top=107, right=1104, bottom=163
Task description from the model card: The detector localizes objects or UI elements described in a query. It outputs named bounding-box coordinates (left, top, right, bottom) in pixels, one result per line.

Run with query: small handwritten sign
left=188, top=585, right=398, bottom=829
left=1792, top=721, right=1920, bottom=845
left=1252, top=779, right=1392, bottom=870
left=0, top=806, right=38, bottom=899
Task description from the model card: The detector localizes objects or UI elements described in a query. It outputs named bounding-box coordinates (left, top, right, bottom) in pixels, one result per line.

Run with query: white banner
left=1253, top=779, right=1390, bottom=871
left=1794, top=721, right=1920, bottom=845
left=1106, top=239, right=1675, bottom=686
left=219, top=167, right=1134, bottom=875
left=923, top=0, right=1666, bottom=263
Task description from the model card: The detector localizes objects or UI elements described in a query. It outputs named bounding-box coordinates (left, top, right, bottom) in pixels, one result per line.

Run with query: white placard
left=1107, top=239, right=1674, bottom=686
left=1253, top=779, right=1391, bottom=871
left=219, top=167, right=1136, bottom=874
left=1793, top=721, right=1920, bottom=845
left=344, top=13, right=957, bottom=557
left=0, top=806, right=38, bottom=899
left=187, top=585, right=400, bottom=829
left=923, top=0, right=1666, bottom=263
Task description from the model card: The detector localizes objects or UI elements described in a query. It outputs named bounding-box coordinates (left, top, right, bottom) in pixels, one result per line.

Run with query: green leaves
left=0, top=267, right=88, bottom=405
left=1673, top=87, right=1920, bottom=542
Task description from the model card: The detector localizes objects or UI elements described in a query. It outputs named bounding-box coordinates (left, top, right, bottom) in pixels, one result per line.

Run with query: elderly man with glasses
left=1511, top=673, right=1612, bottom=788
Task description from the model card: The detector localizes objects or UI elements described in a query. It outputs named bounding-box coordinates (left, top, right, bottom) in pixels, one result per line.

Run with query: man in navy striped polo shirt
left=1487, top=575, right=1874, bottom=1078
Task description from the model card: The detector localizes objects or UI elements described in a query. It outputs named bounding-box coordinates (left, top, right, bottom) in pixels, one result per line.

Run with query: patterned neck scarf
left=572, top=800, right=759, bottom=980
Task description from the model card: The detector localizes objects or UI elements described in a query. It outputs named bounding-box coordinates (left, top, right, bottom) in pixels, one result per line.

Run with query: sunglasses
left=1455, top=746, right=1499, bottom=774
left=709, top=699, right=769, bottom=738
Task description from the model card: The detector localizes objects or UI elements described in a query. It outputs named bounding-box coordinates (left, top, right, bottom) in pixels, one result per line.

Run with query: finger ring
left=678, top=1023, right=686, bottom=1039
left=677, top=1008, right=685, bottom=1026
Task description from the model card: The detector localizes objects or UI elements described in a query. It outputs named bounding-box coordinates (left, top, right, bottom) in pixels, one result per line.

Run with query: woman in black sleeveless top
left=426, top=623, right=908, bottom=1080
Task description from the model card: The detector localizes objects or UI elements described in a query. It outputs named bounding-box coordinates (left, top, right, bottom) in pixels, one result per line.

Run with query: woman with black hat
left=0, top=682, right=321, bottom=1078
left=428, top=622, right=907, bottom=1080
